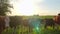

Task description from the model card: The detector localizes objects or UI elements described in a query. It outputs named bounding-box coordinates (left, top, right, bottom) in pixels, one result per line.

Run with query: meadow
left=2, top=15, right=60, bottom=34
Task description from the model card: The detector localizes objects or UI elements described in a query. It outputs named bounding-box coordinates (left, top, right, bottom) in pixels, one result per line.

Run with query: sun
left=10, top=0, right=44, bottom=16
left=14, top=3, right=34, bottom=16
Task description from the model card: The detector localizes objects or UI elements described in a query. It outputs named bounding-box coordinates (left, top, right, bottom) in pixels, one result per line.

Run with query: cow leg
left=53, top=23, right=56, bottom=29
left=50, top=24, right=55, bottom=29
left=44, top=24, right=47, bottom=29
left=52, top=25, right=55, bottom=29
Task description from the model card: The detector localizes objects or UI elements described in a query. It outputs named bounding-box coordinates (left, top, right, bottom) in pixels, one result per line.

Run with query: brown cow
left=0, top=16, right=10, bottom=34
left=53, top=14, right=60, bottom=25
left=53, top=14, right=60, bottom=29
left=21, top=19, right=33, bottom=33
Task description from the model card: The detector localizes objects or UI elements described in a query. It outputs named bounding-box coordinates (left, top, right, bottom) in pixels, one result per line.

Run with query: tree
left=0, top=0, right=13, bottom=16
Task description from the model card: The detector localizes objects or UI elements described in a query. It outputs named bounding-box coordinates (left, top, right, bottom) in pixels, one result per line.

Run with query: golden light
left=10, top=0, right=44, bottom=16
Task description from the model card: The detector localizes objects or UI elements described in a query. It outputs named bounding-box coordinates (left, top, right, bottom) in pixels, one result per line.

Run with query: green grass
left=2, top=26, right=60, bottom=34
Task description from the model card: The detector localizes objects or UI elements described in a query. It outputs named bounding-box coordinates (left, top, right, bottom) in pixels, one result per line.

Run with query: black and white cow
left=43, top=18, right=55, bottom=28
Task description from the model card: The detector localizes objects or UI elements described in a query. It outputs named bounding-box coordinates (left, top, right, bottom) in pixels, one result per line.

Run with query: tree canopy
left=0, top=0, right=13, bottom=16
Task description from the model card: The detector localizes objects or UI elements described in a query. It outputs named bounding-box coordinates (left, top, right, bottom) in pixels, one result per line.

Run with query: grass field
left=2, top=16, right=60, bottom=34
left=2, top=25, right=60, bottom=34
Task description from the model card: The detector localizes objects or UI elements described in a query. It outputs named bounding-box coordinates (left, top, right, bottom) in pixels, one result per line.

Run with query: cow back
left=54, top=16, right=60, bottom=24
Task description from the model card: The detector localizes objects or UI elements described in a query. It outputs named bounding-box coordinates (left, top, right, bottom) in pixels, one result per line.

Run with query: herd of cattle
left=0, top=16, right=60, bottom=34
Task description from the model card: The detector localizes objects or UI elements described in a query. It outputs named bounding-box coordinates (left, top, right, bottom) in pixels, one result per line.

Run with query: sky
left=9, top=0, right=60, bottom=16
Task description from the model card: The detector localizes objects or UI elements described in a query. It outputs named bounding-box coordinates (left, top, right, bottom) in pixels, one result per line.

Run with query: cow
left=28, top=17, right=43, bottom=33
left=43, top=18, right=55, bottom=29
left=29, top=18, right=41, bottom=27
left=0, top=16, right=10, bottom=34
left=53, top=13, right=60, bottom=29
left=18, top=18, right=33, bottom=33
left=9, top=16, right=22, bottom=28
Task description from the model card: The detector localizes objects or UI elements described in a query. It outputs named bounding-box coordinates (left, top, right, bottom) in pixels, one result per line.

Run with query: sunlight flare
left=10, top=0, right=44, bottom=16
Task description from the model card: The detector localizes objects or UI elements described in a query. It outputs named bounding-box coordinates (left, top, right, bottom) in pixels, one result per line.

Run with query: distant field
left=22, top=16, right=54, bottom=19
left=40, top=16, right=54, bottom=19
